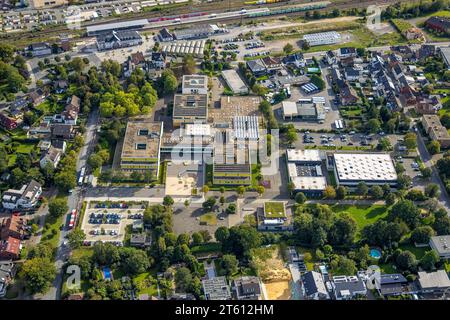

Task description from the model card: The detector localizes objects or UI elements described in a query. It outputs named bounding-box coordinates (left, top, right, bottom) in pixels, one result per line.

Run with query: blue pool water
left=370, top=248, right=382, bottom=259
left=103, top=268, right=112, bottom=280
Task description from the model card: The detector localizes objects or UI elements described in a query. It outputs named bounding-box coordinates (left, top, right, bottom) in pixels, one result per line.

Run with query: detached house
left=40, top=146, right=62, bottom=169
left=1, top=180, right=42, bottom=211
left=246, top=59, right=267, bottom=77
left=301, top=271, right=329, bottom=300
left=0, top=261, right=16, bottom=298
left=262, top=56, right=283, bottom=74
left=232, top=276, right=263, bottom=300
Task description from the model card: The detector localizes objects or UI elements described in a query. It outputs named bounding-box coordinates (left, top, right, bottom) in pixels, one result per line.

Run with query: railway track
left=0, top=0, right=412, bottom=46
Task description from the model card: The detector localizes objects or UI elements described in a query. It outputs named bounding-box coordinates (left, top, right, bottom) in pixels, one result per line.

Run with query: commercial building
left=96, top=30, right=143, bottom=51
left=173, top=94, right=208, bottom=127
left=86, top=19, right=148, bottom=36
left=173, top=24, right=214, bottom=40
left=429, top=235, right=450, bottom=259
left=256, top=201, right=291, bottom=232
left=202, top=276, right=231, bottom=300
left=286, top=149, right=327, bottom=196
left=232, top=276, right=262, bottom=300
left=213, top=139, right=252, bottom=186
left=210, top=96, right=261, bottom=127
left=417, top=270, right=450, bottom=294
left=221, top=69, right=248, bottom=95
left=182, top=75, right=208, bottom=95
left=1, top=180, right=42, bottom=210
left=331, top=153, right=397, bottom=187
left=282, top=100, right=325, bottom=122
left=303, top=31, right=341, bottom=46
left=27, top=42, right=52, bottom=57
left=246, top=59, right=267, bottom=77
left=120, top=120, right=163, bottom=177
left=30, top=0, right=67, bottom=9
left=161, top=40, right=206, bottom=58
left=422, top=114, right=450, bottom=148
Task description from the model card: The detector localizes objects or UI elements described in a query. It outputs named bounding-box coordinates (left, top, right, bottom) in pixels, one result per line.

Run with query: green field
left=191, top=242, right=222, bottom=255
left=133, top=272, right=159, bottom=297
left=330, top=204, right=389, bottom=236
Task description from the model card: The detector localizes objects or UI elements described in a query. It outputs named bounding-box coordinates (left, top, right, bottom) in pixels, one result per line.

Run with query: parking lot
left=80, top=201, right=145, bottom=245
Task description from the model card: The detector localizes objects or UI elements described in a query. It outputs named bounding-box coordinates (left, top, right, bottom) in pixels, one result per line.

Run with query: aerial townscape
left=2, top=0, right=450, bottom=306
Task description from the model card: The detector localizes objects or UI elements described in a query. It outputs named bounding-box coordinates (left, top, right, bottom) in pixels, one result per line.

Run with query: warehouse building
left=286, top=149, right=327, bottom=196
left=120, top=120, right=163, bottom=178
left=86, top=19, right=148, bottom=36
left=221, top=69, right=248, bottom=95
left=303, top=31, right=341, bottom=46
left=331, top=153, right=397, bottom=187
left=282, top=100, right=325, bottom=122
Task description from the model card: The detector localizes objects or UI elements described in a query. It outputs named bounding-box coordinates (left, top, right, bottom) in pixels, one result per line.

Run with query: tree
left=420, top=250, right=440, bottom=271
left=88, top=153, right=104, bottom=169
left=49, top=198, right=68, bottom=218
left=420, top=167, right=432, bottom=179
left=202, top=185, right=210, bottom=196
left=120, top=247, right=150, bottom=274
left=370, top=185, right=384, bottom=199
left=404, top=133, right=417, bottom=150
left=222, top=224, right=262, bottom=259
left=67, top=229, right=86, bottom=249
left=215, top=226, right=230, bottom=244
left=397, top=174, right=412, bottom=190
left=199, top=230, right=212, bottom=242
left=331, top=256, right=357, bottom=275
left=236, top=186, right=246, bottom=197
left=54, top=170, right=76, bottom=192
left=162, top=70, right=178, bottom=94
left=395, top=250, right=417, bottom=272
left=225, top=203, right=236, bottom=215
left=410, top=226, right=435, bottom=244
left=310, top=74, right=325, bottom=91
left=256, top=186, right=265, bottom=197
left=366, top=118, right=381, bottom=133
left=390, top=199, right=420, bottom=229
left=378, top=137, right=392, bottom=151
left=336, top=186, right=347, bottom=200
left=182, top=55, right=196, bottom=74
left=283, top=43, right=294, bottom=54
left=20, top=258, right=56, bottom=294
left=202, top=196, right=216, bottom=212
left=295, top=192, right=307, bottom=204
left=175, top=267, right=193, bottom=292
left=286, top=129, right=298, bottom=145
left=356, top=182, right=369, bottom=197
left=163, top=195, right=174, bottom=207
left=425, top=183, right=440, bottom=199
left=191, top=232, right=204, bottom=245
left=427, top=140, right=441, bottom=155
left=329, top=213, right=357, bottom=246
left=220, top=254, right=238, bottom=276
left=324, top=185, right=336, bottom=199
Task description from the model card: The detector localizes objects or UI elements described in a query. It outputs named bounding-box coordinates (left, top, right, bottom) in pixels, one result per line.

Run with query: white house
left=40, top=147, right=62, bottom=169
left=1, top=180, right=42, bottom=210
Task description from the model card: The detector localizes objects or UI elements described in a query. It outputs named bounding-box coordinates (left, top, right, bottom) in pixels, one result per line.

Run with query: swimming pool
left=103, top=268, right=112, bottom=280
left=370, top=248, right=382, bottom=259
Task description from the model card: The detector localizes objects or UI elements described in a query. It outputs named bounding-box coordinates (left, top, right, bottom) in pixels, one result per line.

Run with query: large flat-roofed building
left=429, top=235, right=450, bottom=259
left=120, top=120, right=163, bottom=176
left=30, top=0, right=67, bottom=9
left=172, top=94, right=208, bottom=126
left=221, top=69, right=248, bottom=95
left=213, top=137, right=252, bottom=186
left=282, top=100, right=325, bottom=122
left=1, top=180, right=42, bottom=211
left=332, top=153, right=397, bottom=187
left=182, top=75, right=208, bottom=95
left=202, top=276, right=231, bottom=300
left=303, top=31, right=341, bottom=46
left=210, top=96, right=261, bottom=126
left=86, top=19, right=148, bottom=36
left=286, top=149, right=327, bottom=195
left=422, top=114, right=450, bottom=148
left=417, top=270, right=450, bottom=294
left=173, top=24, right=215, bottom=40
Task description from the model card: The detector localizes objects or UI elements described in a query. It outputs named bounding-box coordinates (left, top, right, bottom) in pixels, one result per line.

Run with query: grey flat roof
left=430, top=235, right=450, bottom=255
left=86, top=19, right=148, bottom=34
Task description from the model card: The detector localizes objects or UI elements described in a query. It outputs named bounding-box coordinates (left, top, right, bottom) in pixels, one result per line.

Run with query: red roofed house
left=0, top=237, right=21, bottom=260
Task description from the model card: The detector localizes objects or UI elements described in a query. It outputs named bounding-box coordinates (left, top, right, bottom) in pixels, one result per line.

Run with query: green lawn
left=330, top=204, right=389, bottom=236
left=71, top=247, right=94, bottom=260
left=41, top=195, right=67, bottom=248
left=398, top=244, right=430, bottom=259
left=16, top=143, right=35, bottom=154
left=191, top=242, right=221, bottom=255
left=133, top=272, right=159, bottom=297
left=200, top=213, right=217, bottom=226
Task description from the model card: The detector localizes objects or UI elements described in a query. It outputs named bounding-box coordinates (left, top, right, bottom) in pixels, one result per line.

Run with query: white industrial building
left=303, top=31, right=341, bottom=46
left=233, top=116, right=259, bottom=140
left=161, top=40, right=206, bottom=58
left=331, top=153, right=398, bottom=187
left=286, top=149, right=327, bottom=196
left=221, top=69, right=248, bottom=95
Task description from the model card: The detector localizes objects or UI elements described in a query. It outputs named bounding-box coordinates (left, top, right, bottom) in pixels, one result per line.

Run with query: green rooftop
left=264, top=201, right=286, bottom=219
